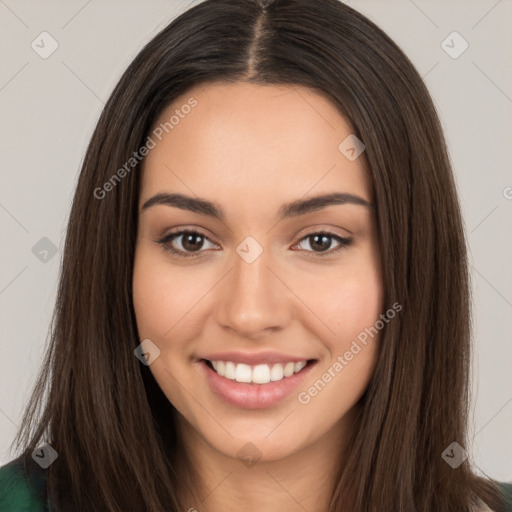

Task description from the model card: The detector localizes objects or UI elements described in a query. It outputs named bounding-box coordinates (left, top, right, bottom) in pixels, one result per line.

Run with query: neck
left=174, top=411, right=355, bottom=512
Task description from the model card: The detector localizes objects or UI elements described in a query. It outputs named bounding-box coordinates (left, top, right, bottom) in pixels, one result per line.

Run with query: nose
left=214, top=247, right=292, bottom=340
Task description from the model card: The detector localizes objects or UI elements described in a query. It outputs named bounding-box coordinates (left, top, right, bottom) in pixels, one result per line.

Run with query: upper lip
left=200, top=351, right=315, bottom=366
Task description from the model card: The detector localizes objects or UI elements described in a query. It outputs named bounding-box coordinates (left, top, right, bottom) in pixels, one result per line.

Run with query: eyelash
left=156, top=229, right=353, bottom=259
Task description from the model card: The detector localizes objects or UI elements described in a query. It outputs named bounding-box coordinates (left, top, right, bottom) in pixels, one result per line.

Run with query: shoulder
left=498, top=481, right=512, bottom=512
left=479, top=481, right=512, bottom=512
left=0, top=455, right=48, bottom=511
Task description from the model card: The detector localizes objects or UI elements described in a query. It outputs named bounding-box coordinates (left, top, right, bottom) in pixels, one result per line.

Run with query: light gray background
left=1, top=0, right=511, bottom=480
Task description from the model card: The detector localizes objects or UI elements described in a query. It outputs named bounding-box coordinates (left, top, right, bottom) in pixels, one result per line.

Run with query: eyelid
left=292, top=232, right=352, bottom=255
left=157, top=228, right=218, bottom=257
left=156, top=228, right=353, bottom=258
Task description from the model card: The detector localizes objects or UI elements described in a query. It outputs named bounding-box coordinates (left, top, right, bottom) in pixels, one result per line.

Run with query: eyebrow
left=141, top=192, right=374, bottom=221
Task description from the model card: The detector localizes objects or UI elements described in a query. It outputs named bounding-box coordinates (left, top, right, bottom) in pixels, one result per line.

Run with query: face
left=133, top=81, right=383, bottom=464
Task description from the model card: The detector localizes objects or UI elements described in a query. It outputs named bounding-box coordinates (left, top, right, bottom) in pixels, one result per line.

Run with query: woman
left=1, top=0, right=510, bottom=510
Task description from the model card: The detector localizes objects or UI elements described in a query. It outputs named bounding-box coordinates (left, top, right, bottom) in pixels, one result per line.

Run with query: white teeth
left=225, top=361, right=236, bottom=380
left=216, top=361, right=225, bottom=377
left=294, top=361, right=307, bottom=373
left=270, top=363, right=284, bottom=381
left=207, top=359, right=309, bottom=384
left=235, top=363, right=252, bottom=383
left=252, top=364, right=271, bottom=384
left=283, top=362, right=295, bottom=378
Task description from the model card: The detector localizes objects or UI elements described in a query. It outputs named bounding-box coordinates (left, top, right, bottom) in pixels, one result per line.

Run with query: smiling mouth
left=202, top=358, right=316, bottom=385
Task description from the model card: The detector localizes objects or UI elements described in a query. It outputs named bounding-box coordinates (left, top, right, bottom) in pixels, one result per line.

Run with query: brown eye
left=157, top=230, right=352, bottom=259
left=295, top=232, right=352, bottom=255
left=158, top=230, right=218, bottom=257
left=180, top=232, right=205, bottom=252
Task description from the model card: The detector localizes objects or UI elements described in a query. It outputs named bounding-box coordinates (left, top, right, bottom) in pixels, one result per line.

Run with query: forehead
left=139, top=81, right=372, bottom=211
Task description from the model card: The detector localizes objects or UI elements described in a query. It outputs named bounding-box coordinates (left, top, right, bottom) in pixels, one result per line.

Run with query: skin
left=133, top=81, right=383, bottom=512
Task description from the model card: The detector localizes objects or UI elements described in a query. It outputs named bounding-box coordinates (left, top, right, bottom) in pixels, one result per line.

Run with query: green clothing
left=0, top=456, right=49, bottom=511
left=498, top=482, right=512, bottom=512
left=1, top=455, right=511, bottom=511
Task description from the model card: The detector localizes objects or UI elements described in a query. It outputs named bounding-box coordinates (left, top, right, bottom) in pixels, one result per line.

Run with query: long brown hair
left=10, top=0, right=505, bottom=510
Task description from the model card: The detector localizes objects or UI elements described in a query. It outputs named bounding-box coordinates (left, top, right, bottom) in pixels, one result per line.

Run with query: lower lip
left=199, top=359, right=316, bottom=409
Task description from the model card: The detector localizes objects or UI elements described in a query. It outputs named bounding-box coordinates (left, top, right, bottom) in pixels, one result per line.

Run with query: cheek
left=132, top=249, right=207, bottom=341
left=299, top=250, right=383, bottom=410
left=132, top=258, right=173, bottom=339
left=132, top=250, right=202, bottom=411
left=296, top=267, right=383, bottom=424
left=133, top=242, right=383, bottom=351
left=306, top=259, right=383, bottom=345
